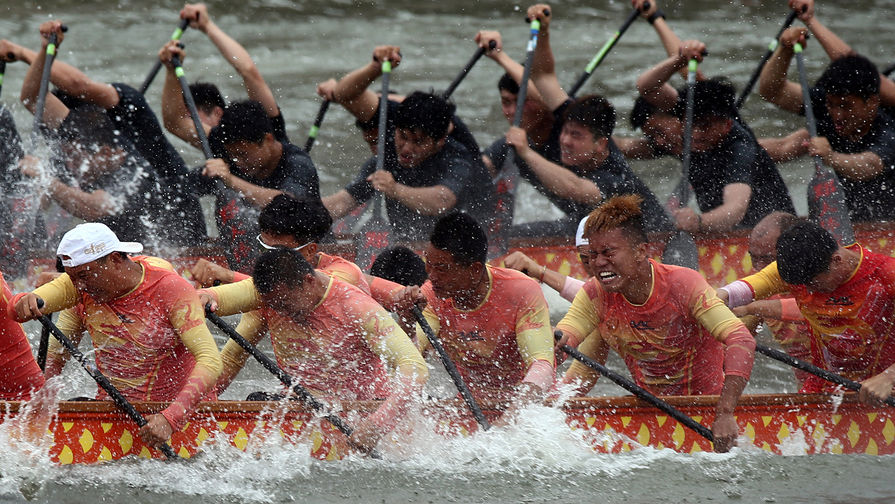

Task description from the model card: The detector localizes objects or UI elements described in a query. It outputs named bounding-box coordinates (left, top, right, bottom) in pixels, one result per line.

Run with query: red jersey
left=0, top=271, right=44, bottom=400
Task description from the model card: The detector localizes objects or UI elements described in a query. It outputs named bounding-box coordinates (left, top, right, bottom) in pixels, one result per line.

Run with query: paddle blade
left=807, top=164, right=856, bottom=246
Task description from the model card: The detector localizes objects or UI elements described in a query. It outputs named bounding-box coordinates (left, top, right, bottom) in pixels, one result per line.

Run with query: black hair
left=776, top=221, right=838, bottom=285
left=393, top=91, right=455, bottom=140
left=498, top=73, right=520, bottom=95
left=215, top=100, right=273, bottom=145
left=429, top=211, right=488, bottom=266
left=370, top=246, right=428, bottom=286
left=817, top=54, right=880, bottom=100
left=679, top=78, right=737, bottom=121
left=57, top=104, right=125, bottom=149
left=630, top=96, right=659, bottom=130
left=563, top=94, right=616, bottom=139
left=189, top=82, right=227, bottom=113
left=254, top=248, right=315, bottom=295
left=258, top=194, right=332, bottom=243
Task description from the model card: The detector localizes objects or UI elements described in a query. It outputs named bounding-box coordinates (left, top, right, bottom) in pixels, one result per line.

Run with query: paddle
left=354, top=59, right=392, bottom=269
left=34, top=300, right=179, bottom=459
left=0, top=61, right=5, bottom=97
left=304, top=99, right=329, bottom=153
left=555, top=330, right=715, bottom=442
left=668, top=58, right=698, bottom=210
left=883, top=62, right=895, bottom=78
left=442, top=40, right=496, bottom=99
left=139, top=18, right=190, bottom=94
left=411, top=306, right=490, bottom=430
left=567, top=4, right=647, bottom=99
left=755, top=343, right=895, bottom=407
left=794, top=42, right=855, bottom=245
left=735, top=10, right=799, bottom=109
left=32, top=26, right=67, bottom=141
left=170, top=52, right=214, bottom=160
left=204, top=309, right=382, bottom=458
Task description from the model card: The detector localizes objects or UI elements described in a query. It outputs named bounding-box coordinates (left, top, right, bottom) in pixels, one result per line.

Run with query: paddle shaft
left=37, top=318, right=50, bottom=371
left=304, top=99, right=330, bottom=152
left=755, top=343, right=895, bottom=407
left=412, top=306, right=491, bottom=430
left=568, top=6, right=644, bottom=99
left=735, top=10, right=798, bottom=109
left=204, top=311, right=386, bottom=457
left=557, top=332, right=714, bottom=442
left=35, top=304, right=178, bottom=459
left=32, top=29, right=65, bottom=141
left=672, top=59, right=698, bottom=208
left=794, top=43, right=856, bottom=245
left=512, top=19, right=541, bottom=127
left=443, top=40, right=496, bottom=99
left=0, top=61, right=5, bottom=97
left=170, top=54, right=214, bottom=159
left=139, top=19, right=189, bottom=94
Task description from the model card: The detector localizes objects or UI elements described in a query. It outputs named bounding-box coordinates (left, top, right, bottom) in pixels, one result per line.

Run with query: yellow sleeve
left=691, top=286, right=748, bottom=343
left=32, top=274, right=79, bottom=314
left=216, top=310, right=266, bottom=394
left=414, top=304, right=441, bottom=355
left=741, top=262, right=789, bottom=301
left=44, top=308, right=85, bottom=378
left=365, top=309, right=428, bottom=381
left=555, top=285, right=601, bottom=347
left=210, top=278, right=262, bottom=316
left=515, top=291, right=555, bottom=367
left=561, top=329, right=609, bottom=394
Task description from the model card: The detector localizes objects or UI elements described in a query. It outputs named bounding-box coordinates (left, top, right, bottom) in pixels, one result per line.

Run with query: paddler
left=0, top=270, right=44, bottom=400
left=398, top=212, right=555, bottom=420
left=201, top=248, right=428, bottom=453
left=719, top=220, right=895, bottom=404
left=555, top=195, right=755, bottom=452
left=9, top=223, right=222, bottom=448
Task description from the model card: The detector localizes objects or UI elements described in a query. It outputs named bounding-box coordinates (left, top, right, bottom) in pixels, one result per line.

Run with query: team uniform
left=209, top=275, right=427, bottom=432
left=730, top=244, right=895, bottom=391
left=557, top=260, right=755, bottom=396
left=0, top=271, right=44, bottom=400
left=418, top=266, right=555, bottom=402
left=13, top=256, right=222, bottom=430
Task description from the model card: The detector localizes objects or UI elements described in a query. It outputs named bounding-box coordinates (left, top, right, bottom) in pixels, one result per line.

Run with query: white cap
left=575, top=216, right=590, bottom=247
left=56, top=223, right=143, bottom=267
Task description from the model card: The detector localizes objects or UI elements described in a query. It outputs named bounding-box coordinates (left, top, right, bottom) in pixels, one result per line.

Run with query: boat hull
left=3, top=393, right=893, bottom=464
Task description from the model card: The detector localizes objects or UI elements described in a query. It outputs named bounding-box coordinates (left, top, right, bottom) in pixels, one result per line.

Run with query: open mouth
left=598, top=271, right=618, bottom=282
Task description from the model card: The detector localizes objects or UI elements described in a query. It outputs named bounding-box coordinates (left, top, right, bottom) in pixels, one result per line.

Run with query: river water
left=2, top=0, right=895, bottom=502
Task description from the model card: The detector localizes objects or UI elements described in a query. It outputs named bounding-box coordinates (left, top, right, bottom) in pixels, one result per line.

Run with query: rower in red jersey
left=410, top=212, right=555, bottom=421
left=719, top=220, right=895, bottom=403
left=10, top=223, right=222, bottom=448
left=0, top=270, right=44, bottom=400
left=555, top=195, right=755, bottom=453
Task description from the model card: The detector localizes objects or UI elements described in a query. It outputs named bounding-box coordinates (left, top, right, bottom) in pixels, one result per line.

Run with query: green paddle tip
left=794, top=42, right=804, bottom=53
left=381, top=60, right=392, bottom=73
left=688, top=59, right=698, bottom=72
left=530, top=19, right=541, bottom=31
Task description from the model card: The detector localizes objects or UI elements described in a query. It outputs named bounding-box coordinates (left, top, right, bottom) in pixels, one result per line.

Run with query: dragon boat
left=1, top=393, right=893, bottom=464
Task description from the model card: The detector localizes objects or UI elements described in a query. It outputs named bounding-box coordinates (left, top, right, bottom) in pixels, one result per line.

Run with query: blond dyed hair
left=583, top=194, right=647, bottom=244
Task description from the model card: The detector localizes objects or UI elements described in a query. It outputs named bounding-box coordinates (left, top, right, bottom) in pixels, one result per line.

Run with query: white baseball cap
left=575, top=216, right=590, bottom=247
left=56, top=223, right=143, bottom=268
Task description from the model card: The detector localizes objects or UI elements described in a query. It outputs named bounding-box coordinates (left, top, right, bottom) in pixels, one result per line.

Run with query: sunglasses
left=256, top=234, right=311, bottom=252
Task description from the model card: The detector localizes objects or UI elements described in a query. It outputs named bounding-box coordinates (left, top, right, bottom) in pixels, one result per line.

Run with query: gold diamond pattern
left=883, top=419, right=895, bottom=445
left=233, top=427, right=249, bottom=450
left=621, top=416, right=631, bottom=427
left=98, top=447, right=112, bottom=461
left=58, top=446, right=73, bottom=465
left=101, top=423, right=112, bottom=433
left=637, top=423, right=650, bottom=446
left=196, top=428, right=208, bottom=445
left=744, top=422, right=755, bottom=441
left=777, top=423, right=790, bottom=443
left=672, top=423, right=685, bottom=448
left=847, top=421, right=861, bottom=447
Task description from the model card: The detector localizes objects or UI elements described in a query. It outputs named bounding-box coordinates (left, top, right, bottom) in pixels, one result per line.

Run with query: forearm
left=827, top=150, right=884, bottom=181
left=333, top=62, right=380, bottom=106
left=758, top=129, right=809, bottom=163
left=716, top=375, right=747, bottom=416
left=635, top=55, right=682, bottom=111
left=48, top=180, right=115, bottom=220
left=652, top=18, right=682, bottom=59
left=613, top=136, right=657, bottom=160
left=520, top=150, right=601, bottom=204
left=223, top=175, right=284, bottom=208
left=204, top=21, right=278, bottom=116
left=20, top=42, right=47, bottom=111
left=322, top=190, right=360, bottom=220
left=161, top=68, right=202, bottom=147
left=804, top=17, right=851, bottom=61
left=758, top=47, right=800, bottom=111
left=389, top=184, right=456, bottom=215
left=699, top=205, right=745, bottom=233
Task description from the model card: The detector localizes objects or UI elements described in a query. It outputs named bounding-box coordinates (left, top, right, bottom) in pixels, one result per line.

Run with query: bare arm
left=475, top=30, right=548, bottom=109
left=636, top=40, right=706, bottom=112
left=182, top=3, right=278, bottom=117
left=508, top=126, right=602, bottom=205
left=525, top=4, right=570, bottom=112
left=701, top=183, right=752, bottom=232
left=203, top=158, right=283, bottom=208
left=613, top=135, right=659, bottom=160
left=809, top=137, right=886, bottom=181
left=758, top=27, right=808, bottom=114
left=159, top=41, right=209, bottom=149
left=20, top=28, right=69, bottom=129
left=327, top=45, right=401, bottom=123
left=47, top=181, right=116, bottom=220
left=322, top=189, right=360, bottom=220
left=758, top=128, right=810, bottom=163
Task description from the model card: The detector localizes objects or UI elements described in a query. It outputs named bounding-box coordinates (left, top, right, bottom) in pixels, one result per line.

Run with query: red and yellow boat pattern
left=3, top=393, right=894, bottom=464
